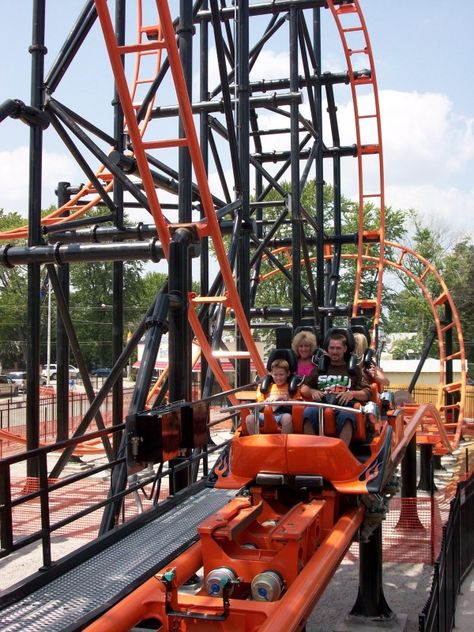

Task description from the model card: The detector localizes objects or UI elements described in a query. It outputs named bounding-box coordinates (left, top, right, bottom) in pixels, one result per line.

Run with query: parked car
left=41, top=364, right=79, bottom=381
left=90, top=367, right=112, bottom=377
left=6, top=371, right=27, bottom=391
left=0, top=375, right=19, bottom=397
left=6, top=371, right=47, bottom=390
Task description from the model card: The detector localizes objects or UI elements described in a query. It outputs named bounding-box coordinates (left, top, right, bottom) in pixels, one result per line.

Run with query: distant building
left=135, top=335, right=264, bottom=375
left=379, top=358, right=462, bottom=387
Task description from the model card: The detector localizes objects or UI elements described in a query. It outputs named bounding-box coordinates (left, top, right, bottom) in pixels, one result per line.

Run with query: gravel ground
left=0, top=541, right=434, bottom=631
left=1, top=430, right=471, bottom=631
left=307, top=559, right=433, bottom=631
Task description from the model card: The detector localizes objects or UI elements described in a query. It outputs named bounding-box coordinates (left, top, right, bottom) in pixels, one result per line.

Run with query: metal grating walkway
left=0, top=487, right=236, bottom=632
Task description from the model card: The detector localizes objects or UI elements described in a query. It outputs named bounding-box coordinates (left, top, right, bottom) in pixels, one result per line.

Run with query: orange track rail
left=259, top=245, right=467, bottom=450
left=93, top=0, right=266, bottom=389
left=0, top=2, right=161, bottom=241
left=83, top=501, right=364, bottom=632
left=326, top=0, right=385, bottom=327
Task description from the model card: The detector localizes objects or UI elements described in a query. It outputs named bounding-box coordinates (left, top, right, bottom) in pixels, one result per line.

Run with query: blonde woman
left=353, top=332, right=390, bottom=389
left=291, top=330, right=318, bottom=377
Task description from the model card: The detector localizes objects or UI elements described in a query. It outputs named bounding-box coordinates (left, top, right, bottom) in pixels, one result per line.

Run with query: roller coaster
left=0, top=2, right=469, bottom=631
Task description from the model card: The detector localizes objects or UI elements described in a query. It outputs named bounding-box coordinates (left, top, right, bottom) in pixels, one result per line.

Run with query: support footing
left=334, top=613, right=407, bottom=632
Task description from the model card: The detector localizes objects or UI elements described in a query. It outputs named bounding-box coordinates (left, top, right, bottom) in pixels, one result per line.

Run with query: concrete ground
left=307, top=560, right=433, bottom=632
left=1, top=422, right=472, bottom=631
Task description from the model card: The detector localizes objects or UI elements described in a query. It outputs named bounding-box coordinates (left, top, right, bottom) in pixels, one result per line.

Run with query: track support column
left=418, top=444, right=436, bottom=492
left=168, top=228, right=194, bottom=493
left=338, top=525, right=402, bottom=630
left=396, top=434, right=424, bottom=530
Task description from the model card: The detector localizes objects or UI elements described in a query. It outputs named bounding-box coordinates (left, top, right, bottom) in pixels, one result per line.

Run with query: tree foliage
left=443, top=240, right=474, bottom=366
left=0, top=210, right=29, bottom=369
left=252, top=181, right=407, bottom=321
left=0, top=201, right=471, bottom=371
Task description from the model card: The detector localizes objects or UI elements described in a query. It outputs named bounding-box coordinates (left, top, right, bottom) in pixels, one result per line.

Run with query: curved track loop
left=257, top=243, right=467, bottom=451
left=327, top=0, right=385, bottom=327
left=383, top=241, right=467, bottom=448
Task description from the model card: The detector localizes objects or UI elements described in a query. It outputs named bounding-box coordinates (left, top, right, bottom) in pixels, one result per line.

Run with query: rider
left=245, top=358, right=300, bottom=435
left=300, top=331, right=371, bottom=445
left=291, top=329, right=319, bottom=377
left=353, top=331, right=390, bottom=389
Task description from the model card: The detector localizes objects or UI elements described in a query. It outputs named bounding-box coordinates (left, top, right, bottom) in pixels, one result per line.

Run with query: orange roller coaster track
left=259, top=242, right=467, bottom=451
left=327, top=0, right=385, bottom=326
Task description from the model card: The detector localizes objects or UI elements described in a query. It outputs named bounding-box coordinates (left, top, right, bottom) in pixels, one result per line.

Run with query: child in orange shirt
left=245, top=358, right=300, bottom=434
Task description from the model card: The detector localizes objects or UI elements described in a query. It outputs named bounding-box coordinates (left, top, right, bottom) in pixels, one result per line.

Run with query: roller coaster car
left=89, top=346, right=402, bottom=632
left=94, top=403, right=398, bottom=632
left=159, top=393, right=395, bottom=629
left=212, top=328, right=396, bottom=498
left=211, top=404, right=392, bottom=496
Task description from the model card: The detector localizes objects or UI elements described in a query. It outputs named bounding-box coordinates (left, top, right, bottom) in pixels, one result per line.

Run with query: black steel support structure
left=9, top=3, right=391, bottom=444
left=25, top=0, right=47, bottom=477
left=112, top=0, right=126, bottom=448
left=98, top=290, right=170, bottom=534
left=397, top=433, right=426, bottom=530
left=349, top=525, right=395, bottom=622
left=408, top=327, right=438, bottom=394
left=418, top=443, right=436, bottom=493
left=401, top=435, right=418, bottom=499
left=313, top=7, right=326, bottom=334
left=55, top=182, right=71, bottom=443
left=289, top=7, right=302, bottom=327
left=408, top=326, right=438, bottom=490
left=168, top=230, right=194, bottom=493
left=236, top=0, right=251, bottom=387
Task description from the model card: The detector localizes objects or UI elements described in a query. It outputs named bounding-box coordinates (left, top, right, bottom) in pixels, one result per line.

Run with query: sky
left=0, top=0, right=472, bottom=242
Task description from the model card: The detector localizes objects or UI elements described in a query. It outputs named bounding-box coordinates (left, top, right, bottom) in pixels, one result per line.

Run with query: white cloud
left=319, top=89, right=474, bottom=237
left=379, top=90, right=474, bottom=236
left=380, top=90, right=474, bottom=182
left=204, top=47, right=290, bottom=95
left=385, top=183, right=474, bottom=238
left=2, top=88, right=472, bottom=240
left=249, top=49, right=290, bottom=82
left=0, top=146, right=82, bottom=215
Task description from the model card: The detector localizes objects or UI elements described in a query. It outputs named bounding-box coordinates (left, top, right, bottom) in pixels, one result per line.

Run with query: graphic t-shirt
left=304, top=363, right=370, bottom=397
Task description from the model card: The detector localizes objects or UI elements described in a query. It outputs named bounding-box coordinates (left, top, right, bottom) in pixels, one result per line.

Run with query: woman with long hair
left=291, top=330, right=319, bottom=377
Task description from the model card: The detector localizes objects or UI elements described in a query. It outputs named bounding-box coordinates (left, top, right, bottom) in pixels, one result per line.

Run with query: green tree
left=69, top=260, right=146, bottom=368
left=0, top=210, right=29, bottom=369
left=0, top=266, right=29, bottom=368
left=250, top=181, right=407, bottom=335
left=383, top=216, right=472, bottom=367
left=443, top=239, right=474, bottom=367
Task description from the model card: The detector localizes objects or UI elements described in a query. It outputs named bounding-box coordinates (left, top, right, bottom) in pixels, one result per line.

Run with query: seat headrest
left=275, top=326, right=293, bottom=349
left=266, top=348, right=297, bottom=373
